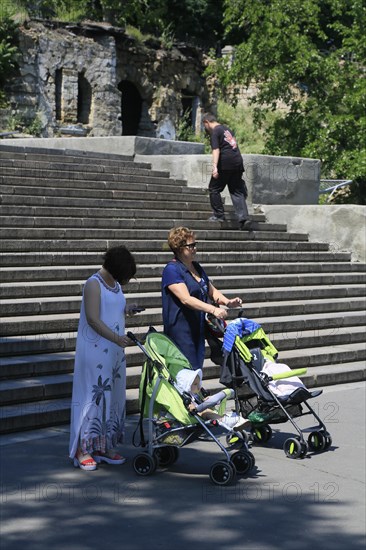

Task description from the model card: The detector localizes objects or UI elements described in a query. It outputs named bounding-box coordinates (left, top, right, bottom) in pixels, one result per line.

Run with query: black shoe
left=239, top=220, right=254, bottom=231
left=208, top=215, right=226, bottom=222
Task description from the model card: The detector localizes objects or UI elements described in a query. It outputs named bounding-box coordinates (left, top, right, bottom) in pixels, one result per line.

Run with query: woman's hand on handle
left=226, top=297, right=243, bottom=308
left=212, top=307, right=227, bottom=320
left=117, top=335, right=133, bottom=348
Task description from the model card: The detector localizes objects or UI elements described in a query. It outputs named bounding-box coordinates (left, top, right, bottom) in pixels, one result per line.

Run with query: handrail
left=319, top=179, right=353, bottom=202
left=0, top=131, right=21, bottom=138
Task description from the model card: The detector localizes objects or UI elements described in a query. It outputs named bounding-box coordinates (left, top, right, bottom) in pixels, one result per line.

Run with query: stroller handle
left=127, top=331, right=148, bottom=355
left=271, top=368, right=307, bottom=381
left=127, top=331, right=139, bottom=344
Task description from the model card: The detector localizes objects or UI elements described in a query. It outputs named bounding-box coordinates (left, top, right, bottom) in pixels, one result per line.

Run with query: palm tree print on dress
left=90, top=375, right=112, bottom=438
left=112, top=361, right=122, bottom=385
left=111, top=404, right=126, bottom=446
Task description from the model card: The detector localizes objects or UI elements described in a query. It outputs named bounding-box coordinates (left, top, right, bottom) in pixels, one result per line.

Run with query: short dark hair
left=202, top=112, right=217, bottom=123
left=102, top=245, right=136, bottom=284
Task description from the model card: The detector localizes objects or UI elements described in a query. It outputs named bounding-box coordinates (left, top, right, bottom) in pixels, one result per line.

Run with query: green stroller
left=128, top=330, right=256, bottom=486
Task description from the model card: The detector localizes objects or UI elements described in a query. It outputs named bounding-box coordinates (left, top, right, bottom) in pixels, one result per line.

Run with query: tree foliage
left=16, top=0, right=224, bottom=48
left=213, top=0, right=365, bottom=198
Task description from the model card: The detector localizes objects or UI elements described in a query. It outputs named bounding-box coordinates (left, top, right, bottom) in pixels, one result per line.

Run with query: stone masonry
left=4, top=20, right=212, bottom=139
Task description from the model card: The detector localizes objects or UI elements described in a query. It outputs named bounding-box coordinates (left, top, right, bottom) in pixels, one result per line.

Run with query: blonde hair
left=168, top=226, right=195, bottom=253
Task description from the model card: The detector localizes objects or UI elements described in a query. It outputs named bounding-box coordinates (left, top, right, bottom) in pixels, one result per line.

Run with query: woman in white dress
left=69, top=245, right=137, bottom=470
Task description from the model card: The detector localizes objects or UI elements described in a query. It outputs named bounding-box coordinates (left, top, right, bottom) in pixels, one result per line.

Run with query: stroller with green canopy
left=220, top=318, right=332, bottom=459
left=128, top=330, right=256, bottom=486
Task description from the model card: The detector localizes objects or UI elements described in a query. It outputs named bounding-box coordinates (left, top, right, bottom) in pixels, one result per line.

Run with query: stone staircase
left=0, top=144, right=365, bottom=434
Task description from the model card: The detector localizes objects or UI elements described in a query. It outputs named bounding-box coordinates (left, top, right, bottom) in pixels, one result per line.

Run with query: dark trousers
left=209, top=170, right=249, bottom=222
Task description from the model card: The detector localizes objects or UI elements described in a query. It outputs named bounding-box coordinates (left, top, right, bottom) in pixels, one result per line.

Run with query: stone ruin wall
left=4, top=21, right=216, bottom=139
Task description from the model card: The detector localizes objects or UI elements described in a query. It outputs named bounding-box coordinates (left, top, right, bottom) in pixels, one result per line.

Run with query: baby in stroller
left=175, top=367, right=251, bottom=431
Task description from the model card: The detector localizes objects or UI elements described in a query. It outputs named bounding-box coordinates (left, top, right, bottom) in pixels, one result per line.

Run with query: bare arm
left=209, top=282, right=243, bottom=309
left=212, top=148, right=220, bottom=179
left=84, top=278, right=131, bottom=348
left=167, top=282, right=227, bottom=320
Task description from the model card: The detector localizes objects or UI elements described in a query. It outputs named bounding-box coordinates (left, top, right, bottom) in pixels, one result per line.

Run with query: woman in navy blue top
left=162, top=227, right=243, bottom=369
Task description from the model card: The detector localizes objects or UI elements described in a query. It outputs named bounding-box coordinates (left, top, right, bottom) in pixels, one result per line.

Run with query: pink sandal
left=93, top=451, right=126, bottom=465
left=73, top=452, right=97, bottom=471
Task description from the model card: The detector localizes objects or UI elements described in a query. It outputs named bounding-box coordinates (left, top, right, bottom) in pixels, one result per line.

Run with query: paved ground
left=1, top=381, right=365, bottom=550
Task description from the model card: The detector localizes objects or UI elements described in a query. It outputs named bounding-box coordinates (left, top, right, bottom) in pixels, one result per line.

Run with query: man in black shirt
left=202, top=112, right=253, bottom=230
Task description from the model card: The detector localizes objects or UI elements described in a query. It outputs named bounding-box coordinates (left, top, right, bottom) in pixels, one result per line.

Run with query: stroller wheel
left=209, top=461, right=236, bottom=486
left=323, top=433, right=332, bottom=450
left=153, top=446, right=179, bottom=467
left=225, top=430, right=247, bottom=450
left=308, top=431, right=326, bottom=453
left=283, top=438, right=307, bottom=459
left=252, top=425, right=272, bottom=444
left=246, top=450, right=256, bottom=470
left=133, top=453, right=158, bottom=476
left=230, top=451, right=255, bottom=475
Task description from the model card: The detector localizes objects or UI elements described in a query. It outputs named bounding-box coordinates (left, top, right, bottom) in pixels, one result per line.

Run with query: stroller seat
left=278, top=387, right=323, bottom=406
left=245, top=347, right=321, bottom=405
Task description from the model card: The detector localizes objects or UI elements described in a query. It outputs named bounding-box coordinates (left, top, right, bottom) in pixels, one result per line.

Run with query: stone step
left=0, top=215, right=279, bottom=231
left=1, top=356, right=365, bottom=433
left=0, top=205, right=267, bottom=225
left=1, top=373, right=74, bottom=404
left=0, top=238, right=329, bottom=255
left=0, top=164, right=172, bottom=185
left=0, top=159, right=170, bottom=178
left=1, top=168, right=174, bottom=187
left=1, top=261, right=365, bottom=284
left=1, top=307, right=365, bottom=359
left=1, top=183, right=208, bottom=204
left=2, top=284, right=365, bottom=335
left=1, top=272, right=365, bottom=300
left=0, top=192, right=212, bottom=212
left=4, top=218, right=288, bottom=235
left=1, top=204, right=215, bottom=221
left=0, top=226, right=310, bottom=245
left=0, top=398, right=73, bottom=433
left=0, top=249, right=352, bottom=267
left=1, top=175, right=202, bottom=195
left=2, top=330, right=366, bottom=407
left=0, top=326, right=364, bottom=380
left=0, top=146, right=137, bottom=165
left=0, top=157, right=157, bottom=172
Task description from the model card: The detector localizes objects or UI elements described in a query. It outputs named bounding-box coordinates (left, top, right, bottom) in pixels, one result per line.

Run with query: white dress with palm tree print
left=69, top=273, right=126, bottom=458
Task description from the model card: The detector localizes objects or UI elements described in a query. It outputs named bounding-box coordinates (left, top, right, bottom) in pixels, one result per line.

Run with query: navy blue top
left=162, top=259, right=210, bottom=370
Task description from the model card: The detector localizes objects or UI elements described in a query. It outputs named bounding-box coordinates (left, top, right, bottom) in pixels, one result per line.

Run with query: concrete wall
left=262, top=204, right=366, bottom=263
left=0, top=136, right=204, bottom=156
left=135, top=152, right=321, bottom=205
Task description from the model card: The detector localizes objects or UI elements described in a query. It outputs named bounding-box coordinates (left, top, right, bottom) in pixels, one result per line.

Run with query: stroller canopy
left=140, top=333, right=199, bottom=425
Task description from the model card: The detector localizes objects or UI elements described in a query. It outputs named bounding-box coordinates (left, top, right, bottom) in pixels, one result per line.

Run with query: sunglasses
left=184, top=242, right=198, bottom=249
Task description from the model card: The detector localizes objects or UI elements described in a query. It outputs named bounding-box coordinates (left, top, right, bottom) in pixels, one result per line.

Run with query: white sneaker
left=219, top=413, right=251, bottom=431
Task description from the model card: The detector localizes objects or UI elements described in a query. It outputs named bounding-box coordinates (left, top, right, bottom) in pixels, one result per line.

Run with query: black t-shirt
left=210, top=124, right=244, bottom=171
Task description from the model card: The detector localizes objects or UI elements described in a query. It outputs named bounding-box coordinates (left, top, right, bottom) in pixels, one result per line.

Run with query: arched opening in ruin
left=77, top=72, right=92, bottom=124
left=118, top=80, right=142, bottom=135
left=55, top=69, right=63, bottom=121
left=181, top=91, right=194, bottom=125
left=181, top=91, right=200, bottom=135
